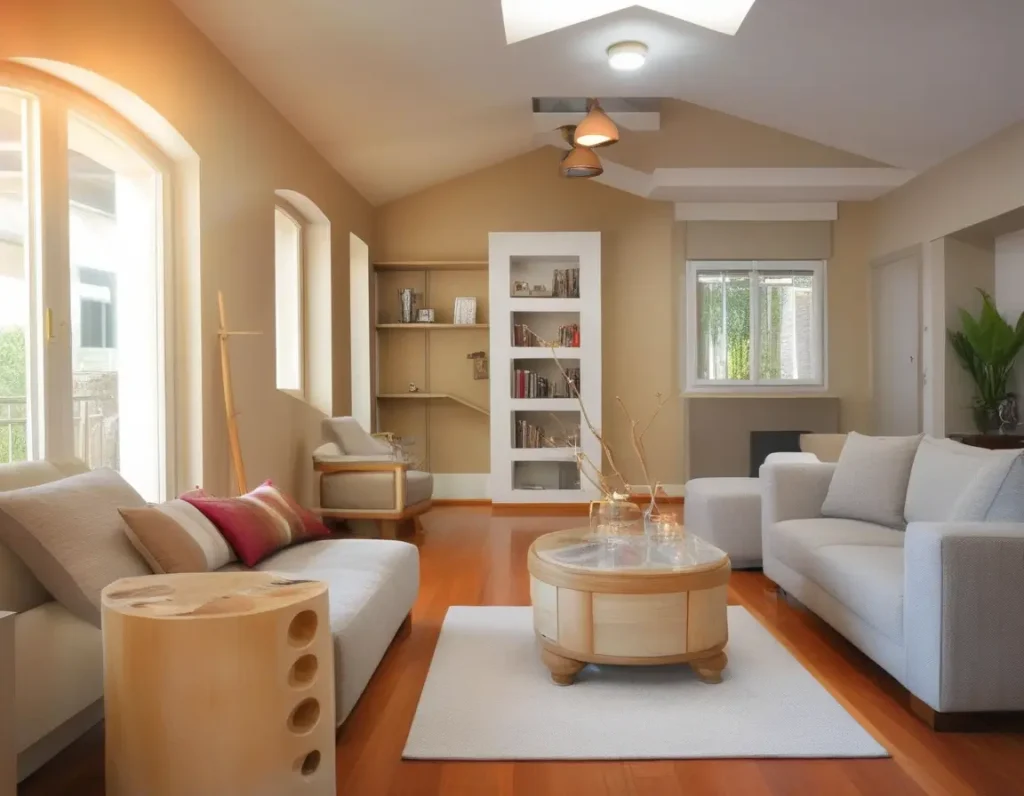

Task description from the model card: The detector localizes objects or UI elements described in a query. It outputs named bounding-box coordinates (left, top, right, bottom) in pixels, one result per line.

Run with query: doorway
left=872, top=254, right=922, bottom=435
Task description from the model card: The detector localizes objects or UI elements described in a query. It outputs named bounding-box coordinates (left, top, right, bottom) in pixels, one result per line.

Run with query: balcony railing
left=0, top=396, right=118, bottom=469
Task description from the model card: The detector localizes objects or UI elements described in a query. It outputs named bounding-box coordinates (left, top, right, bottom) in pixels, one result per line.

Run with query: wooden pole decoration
left=217, top=291, right=261, bottom=496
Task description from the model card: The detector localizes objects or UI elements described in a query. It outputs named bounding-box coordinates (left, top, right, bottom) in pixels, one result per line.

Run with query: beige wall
left=376, top=147, right=875, bottom=486
left=943, top=237, right=995, bottom=434
left=607, top=100, right=887, bottom=171
left=4, top=0, right=373, bottom=504
left=872, top=121, right=1024, bottom=257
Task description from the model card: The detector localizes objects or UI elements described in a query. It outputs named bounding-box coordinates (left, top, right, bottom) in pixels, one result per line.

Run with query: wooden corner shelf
left=373, top=261, right=488, bottom=271
left=377, top=393, right=490, bottom=416
left=375, top=323, right=489, bottom=330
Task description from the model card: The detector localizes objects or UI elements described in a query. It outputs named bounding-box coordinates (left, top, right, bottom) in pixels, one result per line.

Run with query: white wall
left=995, top=228, right=1024, bottom=400
left=943, top=238, right=995, bottom=434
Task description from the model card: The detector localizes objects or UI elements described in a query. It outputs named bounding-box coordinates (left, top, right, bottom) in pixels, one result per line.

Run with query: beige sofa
left=0, top=459, right=419, bottom=781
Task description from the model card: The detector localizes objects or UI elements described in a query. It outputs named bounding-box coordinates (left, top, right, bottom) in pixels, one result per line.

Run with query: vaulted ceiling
left=171, top=0, right=1024, bottom=204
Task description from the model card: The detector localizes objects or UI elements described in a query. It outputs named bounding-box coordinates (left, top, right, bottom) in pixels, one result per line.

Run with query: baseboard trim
left=909, top=695, right=1024, bottom=733
left=431, top=499, right=492, bottom=507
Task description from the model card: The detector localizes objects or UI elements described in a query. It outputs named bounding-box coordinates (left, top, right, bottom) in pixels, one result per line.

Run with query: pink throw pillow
left=182, top=481, right=330, bottom=566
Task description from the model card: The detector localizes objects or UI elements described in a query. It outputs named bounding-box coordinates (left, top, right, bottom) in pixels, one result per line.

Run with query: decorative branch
left=617, top=392, right=668, bottom=496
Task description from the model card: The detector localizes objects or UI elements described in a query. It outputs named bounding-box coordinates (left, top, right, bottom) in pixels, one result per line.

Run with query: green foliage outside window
left=0, top=327, right=28, bottom=462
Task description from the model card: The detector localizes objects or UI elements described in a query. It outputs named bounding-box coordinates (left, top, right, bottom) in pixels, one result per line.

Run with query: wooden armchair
left=313, top=418, right=433, bottom=539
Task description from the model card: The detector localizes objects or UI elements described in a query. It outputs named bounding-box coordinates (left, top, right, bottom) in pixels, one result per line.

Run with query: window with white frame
left=686, top=260, right=825, bottom=390
left=274, top=204, right=304, bottom=394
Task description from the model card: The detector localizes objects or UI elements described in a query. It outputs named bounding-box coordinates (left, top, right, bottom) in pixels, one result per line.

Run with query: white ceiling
left=171, top=0, right=1024, bottom=205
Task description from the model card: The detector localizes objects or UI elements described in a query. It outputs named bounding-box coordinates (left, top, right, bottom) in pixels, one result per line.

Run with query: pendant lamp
left=574, top=99, right=619, bottom=148
left=558, top=125, right=603, bottom=178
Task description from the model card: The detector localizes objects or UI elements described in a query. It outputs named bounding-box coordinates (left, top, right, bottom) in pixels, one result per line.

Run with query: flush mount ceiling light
left=558, top=125, right=603, bottom=178
left=574, top=99, right=619, bottom=148
left=607, top=41, right=648, bottom=71
left=501, top=0, right=759, bottom=45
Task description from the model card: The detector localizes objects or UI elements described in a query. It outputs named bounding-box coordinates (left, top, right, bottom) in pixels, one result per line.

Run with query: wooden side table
left=0, top=612, right=13, bottom=796
left=102, top=572, right=335, bottom=796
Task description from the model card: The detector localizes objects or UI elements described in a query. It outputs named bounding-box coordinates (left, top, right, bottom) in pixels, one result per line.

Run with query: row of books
left=510, top=323, right=580, bottom=347
left=552, top=268, right=580, bottom=298
left=512, top=368, right=581, bottom=399
left=513, top=419, right=582, bottom=449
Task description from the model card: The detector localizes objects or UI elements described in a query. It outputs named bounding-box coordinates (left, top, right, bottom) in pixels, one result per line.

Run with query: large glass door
left=67, top=113, right=163, bottom=498
left=0, top=72, right=169, bottom=501
left=0, top=88, right=36, bottom=464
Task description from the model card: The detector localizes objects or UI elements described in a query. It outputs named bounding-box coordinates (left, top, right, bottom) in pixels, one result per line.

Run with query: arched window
left=274, top=201, right=304, bottom=395
left=0, top=66, right=173, bottom=500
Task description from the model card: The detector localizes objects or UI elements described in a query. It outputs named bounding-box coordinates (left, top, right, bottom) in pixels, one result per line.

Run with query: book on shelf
left=552, top=267, right=580, bottom=299
left=514, top=418, right=581, bottom=449
left=511, top=323, right=579, bottom=347
left=512, top=367, right=580, bottom=399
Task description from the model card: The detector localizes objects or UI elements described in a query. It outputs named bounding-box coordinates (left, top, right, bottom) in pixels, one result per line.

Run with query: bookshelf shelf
left=376, top=323, right=489, bottom=330
left=489, top=232, right=601, bottom=504
left=377, top=393, right=490, bottom=416
left=373, top=261, right=488, bottom=271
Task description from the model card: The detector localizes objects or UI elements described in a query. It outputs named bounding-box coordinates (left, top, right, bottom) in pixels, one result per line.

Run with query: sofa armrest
left=1, top=612, right=13, bottom=796
left=759, top=461, right=836, bottom=526
left=904, top=521, right=1024, bottom=712
left=313, top=456, right=407, bottom=473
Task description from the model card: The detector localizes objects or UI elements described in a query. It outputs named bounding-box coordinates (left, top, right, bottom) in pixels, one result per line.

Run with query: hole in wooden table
left=289, top=654, right=318, bottom=687
left=288, top=698, right=320, bottom=734
left=288, top=610, right=318, bottom=647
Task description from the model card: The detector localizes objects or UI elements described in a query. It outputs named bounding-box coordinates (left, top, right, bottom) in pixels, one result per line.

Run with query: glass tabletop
left=533, top=529, right=728, bottom=574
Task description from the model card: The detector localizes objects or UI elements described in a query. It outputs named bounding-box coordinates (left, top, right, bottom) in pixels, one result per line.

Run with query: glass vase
left=643, top=492, right=684, bottom=541
left=589, top=493, right=643, bottom=538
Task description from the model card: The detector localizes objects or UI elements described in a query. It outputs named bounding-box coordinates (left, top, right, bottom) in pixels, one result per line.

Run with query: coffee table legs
left=690, top=650, right=728, bottom=684
left=541, top=648, right=585, bottom=686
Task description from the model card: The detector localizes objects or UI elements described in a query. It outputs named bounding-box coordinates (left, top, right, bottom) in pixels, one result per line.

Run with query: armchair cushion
left=323, top=418, right=392, bottom=457
left=321, top=470, right=433, bottom=512
left=821, top=432, right=922, bottom=529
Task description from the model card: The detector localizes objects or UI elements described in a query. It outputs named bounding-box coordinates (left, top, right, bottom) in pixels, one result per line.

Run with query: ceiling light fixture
left=607, top=41, right=648, bottom=71
left=574, top=99, right=619, bottom=148
left=558, top=125, right=603, bottom=179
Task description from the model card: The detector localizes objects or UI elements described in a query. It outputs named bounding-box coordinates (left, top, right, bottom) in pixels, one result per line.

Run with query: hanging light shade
left=574, top=99, right=619, bottom=148
left=561, top=145, right=603, bottom=178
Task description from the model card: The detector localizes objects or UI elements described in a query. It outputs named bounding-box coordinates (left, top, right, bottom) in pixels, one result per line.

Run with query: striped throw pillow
left=120, top=499, right=237, bottom=573
left=182, top=481, right=331, bottom=567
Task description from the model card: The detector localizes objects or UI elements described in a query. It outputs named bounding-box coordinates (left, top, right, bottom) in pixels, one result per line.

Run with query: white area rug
left=404, top=605, right=888, bottom=760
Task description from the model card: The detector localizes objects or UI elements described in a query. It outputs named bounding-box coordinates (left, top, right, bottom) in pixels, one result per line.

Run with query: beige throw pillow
left=0, top=468, right=151, bottom=626
left=120, top=499, right=236, bottom=574
left=821, top=432, right=923, bottom=529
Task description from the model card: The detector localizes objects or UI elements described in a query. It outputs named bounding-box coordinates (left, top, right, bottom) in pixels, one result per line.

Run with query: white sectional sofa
left=761, top=435, right=1024, bottom=725
left=0, top=459, right=418, bottom=781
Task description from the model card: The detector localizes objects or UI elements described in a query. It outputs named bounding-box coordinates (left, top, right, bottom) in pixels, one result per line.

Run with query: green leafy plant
left=947, top=290, right=1024, bottom=431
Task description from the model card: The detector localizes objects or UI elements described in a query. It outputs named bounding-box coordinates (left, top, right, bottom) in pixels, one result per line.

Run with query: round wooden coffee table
left=527, top=529, right=731, bottom=685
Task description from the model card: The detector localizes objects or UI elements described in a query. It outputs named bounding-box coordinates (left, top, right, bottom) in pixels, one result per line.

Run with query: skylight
left=501, top=0, right=759, bottom=44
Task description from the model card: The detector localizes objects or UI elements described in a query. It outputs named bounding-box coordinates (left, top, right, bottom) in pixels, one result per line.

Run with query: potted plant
left=948, top=290, right=1024, bottom=432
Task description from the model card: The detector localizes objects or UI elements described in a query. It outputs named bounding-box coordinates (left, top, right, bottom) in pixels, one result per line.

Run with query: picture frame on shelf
left=416, top=309, right=435, bottom=323
left=512, top=280, right=531, bottom=297
left=453, top=296, right=478, bottom=325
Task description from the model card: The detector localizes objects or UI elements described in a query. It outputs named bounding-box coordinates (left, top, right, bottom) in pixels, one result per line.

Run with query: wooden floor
left=20, top=508, right=1024, bottom=796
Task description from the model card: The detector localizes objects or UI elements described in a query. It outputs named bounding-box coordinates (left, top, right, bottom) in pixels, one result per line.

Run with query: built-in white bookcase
left=488, top=232, right=602, bottom=504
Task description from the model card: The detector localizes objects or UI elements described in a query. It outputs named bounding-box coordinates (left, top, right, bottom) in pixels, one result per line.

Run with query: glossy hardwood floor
left=20, top=508, right=1024, bottom=795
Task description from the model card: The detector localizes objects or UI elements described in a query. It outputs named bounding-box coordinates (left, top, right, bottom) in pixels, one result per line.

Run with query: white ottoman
left=684, top=478, right=763, bottom=568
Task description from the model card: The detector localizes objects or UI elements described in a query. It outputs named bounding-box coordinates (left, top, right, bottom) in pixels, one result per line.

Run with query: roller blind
left=685, top=221, right=832, bottom=260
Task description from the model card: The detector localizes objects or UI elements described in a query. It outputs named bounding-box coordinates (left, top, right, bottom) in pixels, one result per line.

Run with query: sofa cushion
left=0, top=468, right=150, bottom=626
left=950, top=453, right=1024, bottom=523
left=120, top=499, right=236, bottom=573
left=812, top=545, right=905, bottom=643
left=770, top=518, right=906, bottom=577
left=0, top=459, right=90, bottom=613
left=183, top=481, right=331, bottom=567
left=905, top=436, right=1018, bottom=523
left=323, top=417, right=392, bottom=456
left=240, top=538, right=420, bottom=723
left=321, top=470, right=433, bottom=511
left=821, top=432, right=923, bottom=528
